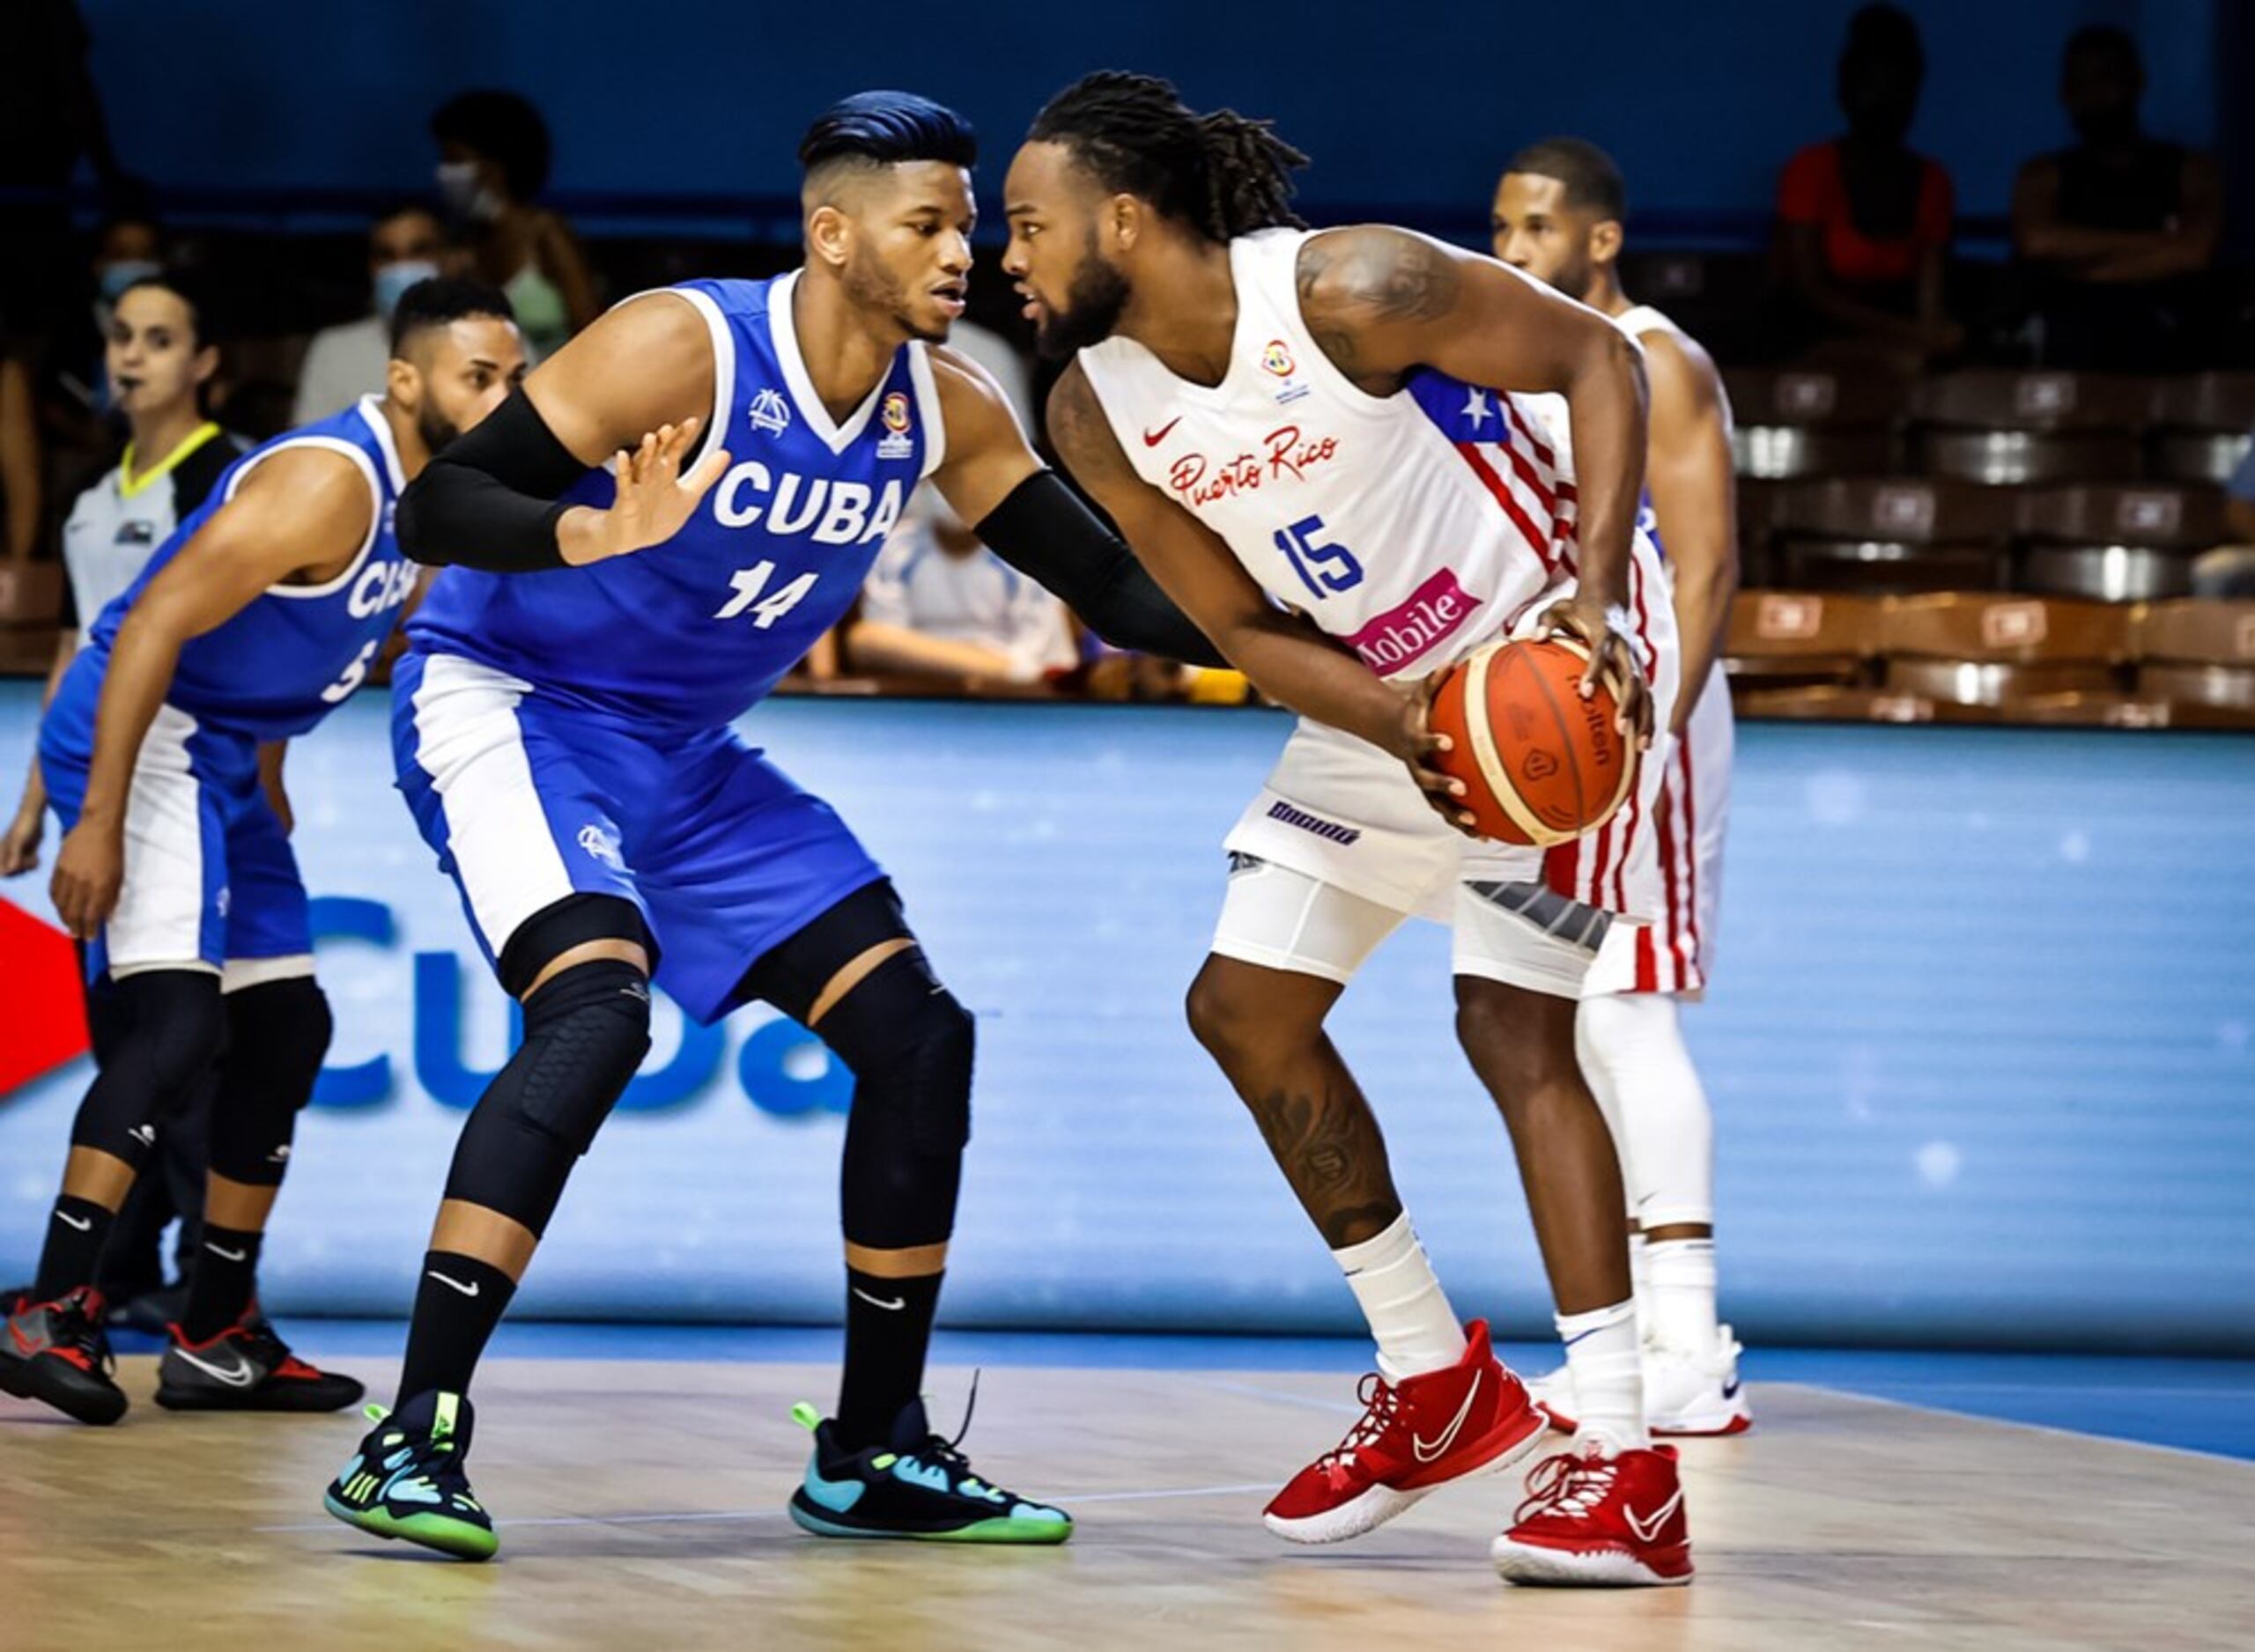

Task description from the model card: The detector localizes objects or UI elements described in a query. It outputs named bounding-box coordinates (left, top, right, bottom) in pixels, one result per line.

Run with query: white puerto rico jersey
left=1080, top=228, right=1677, bottom=919
left=1077, top=227, right=1666, bottom=688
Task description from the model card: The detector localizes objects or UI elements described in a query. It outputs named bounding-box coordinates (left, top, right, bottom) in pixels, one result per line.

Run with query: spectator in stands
left=432, top=90, right=597, bottom=361
left=1773, top=4, right=1959, bottom=364
left=848, top=495, right=1078, bottom=687
left=2011, top=26, right=2222, bottom=371
left=292, top=205, right=447, bottom=424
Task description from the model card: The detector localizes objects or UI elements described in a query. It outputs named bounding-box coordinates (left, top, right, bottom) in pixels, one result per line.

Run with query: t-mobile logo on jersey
left=1343, top=568, right=1482, bottom=675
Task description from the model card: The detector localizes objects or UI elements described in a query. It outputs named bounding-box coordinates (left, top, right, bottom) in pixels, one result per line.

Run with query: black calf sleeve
left=207, top=977, right=333, bottom=1186
left=737, top=881, right=974, bottom=1249
left=440, top=959, right=652, bottom=1235
left=68, top=970, right=226, bottom=1165
left=824, top=953, right=977, bottom=1250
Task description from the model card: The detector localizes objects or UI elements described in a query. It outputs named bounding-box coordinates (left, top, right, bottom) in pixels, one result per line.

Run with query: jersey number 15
left=1272, top=514, right=1364, bottom=601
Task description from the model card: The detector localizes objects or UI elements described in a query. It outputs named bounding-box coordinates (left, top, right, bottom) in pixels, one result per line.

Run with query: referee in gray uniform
left=4, top=270, right=241, bottom=1327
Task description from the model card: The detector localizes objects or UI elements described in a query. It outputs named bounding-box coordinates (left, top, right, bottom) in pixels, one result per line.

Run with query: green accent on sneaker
left=361, top=1403, right=390, bottom=1426
left=786, top=1499, right=1072, bottom=1545
left=871, top=1452, right=898, bottom=1470
left=322, top=1493, right=499, bottom=1561
left=433, top=1392, right=461, bottom=1445
left=790, top=1401, right=822, bottom=1433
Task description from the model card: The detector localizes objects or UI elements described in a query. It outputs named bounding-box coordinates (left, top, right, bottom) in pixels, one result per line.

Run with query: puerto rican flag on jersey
left=1401, top=371, right=1667, bottom=916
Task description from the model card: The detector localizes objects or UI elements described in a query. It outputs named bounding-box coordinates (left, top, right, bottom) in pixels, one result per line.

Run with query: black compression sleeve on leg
left=394, top=391, right=588, bottom=572
left=207, top=977, right=333, bottom=1186
left=972, top=471, right=1229, bottom=667
left=820, top=952, right=976, bottom=1250
left=439, top=959, right=652, bottom=1235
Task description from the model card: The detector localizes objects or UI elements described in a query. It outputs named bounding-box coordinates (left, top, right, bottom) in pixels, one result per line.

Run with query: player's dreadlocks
left=1028, top=72, right=1308, bottom=241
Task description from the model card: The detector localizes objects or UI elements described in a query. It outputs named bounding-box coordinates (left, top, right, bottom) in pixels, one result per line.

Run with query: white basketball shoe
left=1527, top=1324, right=1751, bottom=1439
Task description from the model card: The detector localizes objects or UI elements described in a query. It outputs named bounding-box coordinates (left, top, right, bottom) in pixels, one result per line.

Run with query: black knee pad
left=826, top=953, right=977, bottom=1250
left=441, top=959, right=652, bottom=1235
left=208, top=976, right=333, bottom=1185
left=69, top=970, right=226, bottom=1164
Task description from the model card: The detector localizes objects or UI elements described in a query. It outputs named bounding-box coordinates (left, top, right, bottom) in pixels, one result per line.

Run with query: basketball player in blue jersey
left=1, top=281, right=527, bottom=1428
left=319, top=93, right=1224, bottom=1561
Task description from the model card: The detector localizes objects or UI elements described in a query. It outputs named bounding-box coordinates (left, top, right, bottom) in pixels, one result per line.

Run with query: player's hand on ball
left=50, top=819, right=124, bottom=940
left=1539, top=592, right=1652, bottom=749
left=571, top=418, right=732, bottom=564
left=1394, top=675, right=1481, bottom=837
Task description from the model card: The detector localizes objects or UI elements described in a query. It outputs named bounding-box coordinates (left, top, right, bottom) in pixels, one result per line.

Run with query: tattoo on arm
left=1295, top=230, right=1464, bottom=395
left=1247, top=1077, right=1404, bottom=1248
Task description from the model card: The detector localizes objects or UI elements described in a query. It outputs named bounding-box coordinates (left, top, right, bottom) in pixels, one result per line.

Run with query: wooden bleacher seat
left=2135, top=599, right=2255, bottom=667
left=1881, top=593, right=2133, bottom=664
left=2147, top=373, right=2255, bottom=484
left=2136, top=661, right=2255, bottom=712
left=2010, top=691, right=2255, bottom=730
left=1911, top=371, right=2148, bottom=485
left=1720, top=589, right=1882, bottom=687
left=1883, top=656, right=2118, bottom=705
left=1722, top=366, right=1905, bottom=480
left=2013, top=487, right=2228, bottom=602
left=1772, top=478, right=2014, bottom=594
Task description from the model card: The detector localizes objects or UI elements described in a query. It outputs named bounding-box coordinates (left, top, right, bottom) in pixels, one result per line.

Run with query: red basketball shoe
left=1263, top=1319, right=1548, bottom=1544
left=1490, top=1440, right=1694, bottom=1586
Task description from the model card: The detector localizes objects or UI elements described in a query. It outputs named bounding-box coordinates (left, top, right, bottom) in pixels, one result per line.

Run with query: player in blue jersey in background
left=320, top=92, right=1229, bottom=1561
left=1, top=280, right=527, bottom=1427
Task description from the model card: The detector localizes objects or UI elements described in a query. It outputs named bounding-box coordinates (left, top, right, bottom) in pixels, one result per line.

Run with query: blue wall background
left=3, top=684, right=2251, bottom=1351
left=78, top=0, right=2219, bottom=221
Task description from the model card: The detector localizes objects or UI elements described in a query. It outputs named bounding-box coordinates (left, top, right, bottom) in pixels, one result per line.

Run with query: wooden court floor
left=4, top=1354, right=2250, bottom=1651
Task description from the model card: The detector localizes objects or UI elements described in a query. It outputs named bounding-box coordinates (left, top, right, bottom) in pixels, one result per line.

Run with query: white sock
left=1332, top=1213, right=1466, bottom=1381
left=1556, top=1300, right=1648, bottom=1451
left=1645, top=1237, right=1719, bottom=1354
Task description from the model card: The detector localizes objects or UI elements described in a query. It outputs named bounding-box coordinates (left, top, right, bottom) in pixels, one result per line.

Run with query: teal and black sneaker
left=322, top=1390, right=499, bottom=1561
left=787, top=1392, right=1072, bottom=1545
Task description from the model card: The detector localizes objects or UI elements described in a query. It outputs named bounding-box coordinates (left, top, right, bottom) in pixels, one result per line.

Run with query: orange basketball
left=1428, top=638, right=1638, bottom=845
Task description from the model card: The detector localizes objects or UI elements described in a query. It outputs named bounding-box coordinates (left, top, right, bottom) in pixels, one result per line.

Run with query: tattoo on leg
left=1247, top=1081, right=1402, bottom=1248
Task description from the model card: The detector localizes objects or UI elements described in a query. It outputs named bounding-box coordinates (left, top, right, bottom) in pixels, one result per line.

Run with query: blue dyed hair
left=797, top=91, right=978, bottom=176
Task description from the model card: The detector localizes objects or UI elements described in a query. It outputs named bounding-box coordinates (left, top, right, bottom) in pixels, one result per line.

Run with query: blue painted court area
left=214, top=1322, right=2255, bottom=1466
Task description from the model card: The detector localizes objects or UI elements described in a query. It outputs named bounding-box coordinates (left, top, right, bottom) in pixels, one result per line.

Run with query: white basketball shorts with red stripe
left=1584, top=673, right=1734, bottom=999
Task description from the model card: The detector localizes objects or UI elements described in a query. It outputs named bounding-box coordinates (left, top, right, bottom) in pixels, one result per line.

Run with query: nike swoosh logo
left=1410, top=1371, right=1481, bottom=1462
left=427, top=1271, right=481, bottom=1298
left=206, top=1243, right=248, bottom=1263
left=1721, top=1377, right=1741, bottom=1399
left=1142, top=417, right=1183, bottom=446
left=1624, top=1486, right=1683, bottom=1544
left=55, top=1212, right=92, bottom=1231
left=851, top=1287, right=906, bottom=1312
left=173, top=1345, right=257, bottom=1388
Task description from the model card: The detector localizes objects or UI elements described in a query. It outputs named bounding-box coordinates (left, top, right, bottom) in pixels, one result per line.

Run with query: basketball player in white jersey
left=1491, top=140, right=1748, bottom=1436
left=1006, top=74, right=1693, bottom=1587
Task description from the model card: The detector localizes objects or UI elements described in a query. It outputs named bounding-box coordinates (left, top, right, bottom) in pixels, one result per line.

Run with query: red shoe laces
left=1319, top=1372, right=1403, bottom=1471
left=1513, top=1448, right=1619, bottom=1523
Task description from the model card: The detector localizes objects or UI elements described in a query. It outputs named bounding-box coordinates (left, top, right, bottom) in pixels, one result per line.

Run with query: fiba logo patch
left=577, top=823, right=625, bottom=870
left=876, top=390, right=914, bottom=461
left=1261, top=338, right=1310, bottom=405
left=747, top=388, right=793, bottom=437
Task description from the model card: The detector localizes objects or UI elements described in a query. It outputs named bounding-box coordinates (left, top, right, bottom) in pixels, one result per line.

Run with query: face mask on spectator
left=437, top=160, right=503, bottom=225
left=373, top=259, right=441, bottom=321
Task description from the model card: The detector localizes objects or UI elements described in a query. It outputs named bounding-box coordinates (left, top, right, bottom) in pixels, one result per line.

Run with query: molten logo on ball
left=1523, top=750, right=1560, bottom=780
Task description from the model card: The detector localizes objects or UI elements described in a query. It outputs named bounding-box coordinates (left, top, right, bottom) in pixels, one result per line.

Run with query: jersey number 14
left=713, top=561, right=819, bottom=627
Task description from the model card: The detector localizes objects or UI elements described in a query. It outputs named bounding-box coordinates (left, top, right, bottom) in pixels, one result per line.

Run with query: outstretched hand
left=563, top=418, right=731, bottom=566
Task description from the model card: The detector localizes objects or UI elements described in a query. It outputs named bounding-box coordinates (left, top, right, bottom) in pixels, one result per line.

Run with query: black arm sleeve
left=393, top=391, right=589, bottom=572
left=971, top=471, right=1228, bottom=668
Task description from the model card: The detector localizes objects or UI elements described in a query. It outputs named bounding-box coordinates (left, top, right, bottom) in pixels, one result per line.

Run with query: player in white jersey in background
left=1006, top=74, right=1693, bottom=1586
left=1491, top=139, right=1747, bottom=1435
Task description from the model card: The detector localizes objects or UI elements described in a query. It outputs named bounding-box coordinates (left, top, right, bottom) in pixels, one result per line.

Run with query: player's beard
left=1032, top=232, right=1130, bottom=361
left=416, top=403, right=463, bottom=457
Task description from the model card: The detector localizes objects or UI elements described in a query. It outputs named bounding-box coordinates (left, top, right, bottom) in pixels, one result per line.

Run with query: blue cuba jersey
left=85, top=396, right=417, bottom=741
left=408, top=273, right=946, bottom=729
